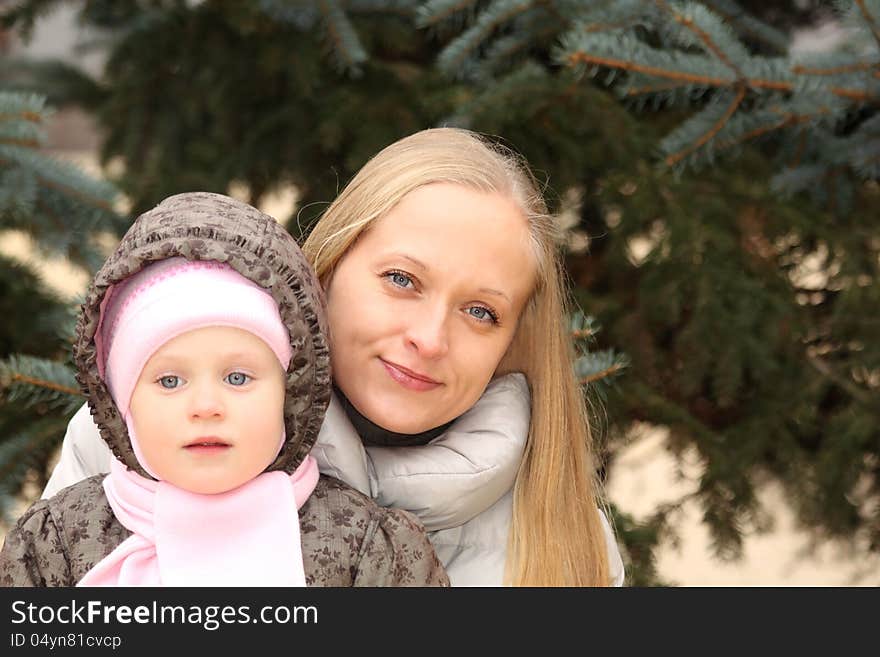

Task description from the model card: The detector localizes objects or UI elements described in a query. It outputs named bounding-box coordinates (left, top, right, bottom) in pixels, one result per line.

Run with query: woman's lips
left=380, top=359, right=441, bottom=392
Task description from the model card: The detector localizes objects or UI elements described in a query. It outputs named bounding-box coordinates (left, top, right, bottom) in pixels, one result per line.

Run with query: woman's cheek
left=470, top=330, right=512, bottom=381
left=372, top=294, right=411, bottom=334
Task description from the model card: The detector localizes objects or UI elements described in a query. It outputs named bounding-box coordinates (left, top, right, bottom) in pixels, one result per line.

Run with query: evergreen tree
left=4, top=0, right=461, bottom=224
left=422, top=0, right=880, bottom=566
left=1, top=0, right=877, bottom=584
left=0, top=89, right=123, bottom=515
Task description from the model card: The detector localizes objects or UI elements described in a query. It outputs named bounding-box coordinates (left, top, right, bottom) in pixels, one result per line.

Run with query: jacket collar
left=311, top=373, right=531, bottom=530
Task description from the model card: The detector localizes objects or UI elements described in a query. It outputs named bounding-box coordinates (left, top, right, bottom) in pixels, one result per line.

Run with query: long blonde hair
left=301, top=128, right=611, bottom=586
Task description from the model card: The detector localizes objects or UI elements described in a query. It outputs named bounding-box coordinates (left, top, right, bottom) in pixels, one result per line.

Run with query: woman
left=42, top=128, right=624, bottom=586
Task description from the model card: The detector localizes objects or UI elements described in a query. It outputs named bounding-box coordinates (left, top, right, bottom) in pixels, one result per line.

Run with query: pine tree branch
left=0, top=111, right=41, bottom=122
left=580, top=362, right=624, bottom=385
left=319, top=0, right=343, bottom=49
left=438, top=0, right=537, bottom=74
left=860, top=150, right=880, bottom=169
left=36, top=197, right=64, bottom=234
left=825, top=166, right=842, bottom=216
left=790, top=128, right=808, bottom=168
left=701, top=0, right=788, bottom=53
left=316, top=0, right=367, bottom=71
left=625, top=380, right=726, bottom=448
left=419, top=0, right=475, bottom=27
left=624, top=80, right=695, bottom=95
left=488, top=25, right=559, bottom=63
left=565, top=52, right=880, bottom=103
left=582, top=21, right=638, bottom=34
left=0, top=154, right=115, bottom=212
left=567, top=51, right=727, bottom=85
left=39, top=175, right=114, bottom=213
left=8, top=372, right=80, bottom=397
left=665, top=85, right=746, bottom=166
left=792, top=61, right=879, bottom=76
left=0, top=137, right=39, bottom=148
left=754, top=83, right=873, bottom=103
left=664, top=1, right=745, bottom=78
left=807, top=354, right=876, bottom=409
left=855, top=0, right=880, bottom=47
left=711, top=108, right=826, bottom=155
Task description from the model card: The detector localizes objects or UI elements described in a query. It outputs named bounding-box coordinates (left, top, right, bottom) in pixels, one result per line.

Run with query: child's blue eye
left=159, top=375, right=181, bottom=389
left=225, top=372, right=250, bottom=386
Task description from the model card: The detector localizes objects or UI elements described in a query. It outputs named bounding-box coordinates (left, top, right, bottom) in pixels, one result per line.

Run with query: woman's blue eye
left=468, top=306, right=498, bottom=324
left=386, top=271, right=414, bottom=289
left=225, top=372, right=250, bottom=386
left=159, top=375, right=181, bottom=389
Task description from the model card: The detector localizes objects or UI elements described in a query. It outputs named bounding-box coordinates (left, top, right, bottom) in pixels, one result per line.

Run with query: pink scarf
left=78, top=455, right=319, bottom=587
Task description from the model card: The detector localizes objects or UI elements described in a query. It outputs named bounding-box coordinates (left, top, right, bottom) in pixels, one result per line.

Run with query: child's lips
left=184, top=437, right=231, bottom=452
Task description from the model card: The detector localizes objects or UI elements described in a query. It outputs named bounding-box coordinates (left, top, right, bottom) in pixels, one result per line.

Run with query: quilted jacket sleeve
left=353, top=507, right=450, bottom=587
left=0, top=500, right=73, bottom=587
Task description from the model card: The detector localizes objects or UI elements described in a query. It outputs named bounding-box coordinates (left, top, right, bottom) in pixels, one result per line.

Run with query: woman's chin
left=360, top=402, right=440, bottom=435
left=374, top=415, right=433, bottom=435
left=348, top=380, right=462, bottom=434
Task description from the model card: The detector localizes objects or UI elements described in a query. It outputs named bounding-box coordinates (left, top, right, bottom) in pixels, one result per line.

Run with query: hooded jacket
left=312, top=374, right=625, bottom=586
left=0, top=192, right=448, bottom=587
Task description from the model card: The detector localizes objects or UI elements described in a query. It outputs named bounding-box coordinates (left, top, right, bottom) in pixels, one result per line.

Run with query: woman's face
left=325, top=182, right=536, bottom=434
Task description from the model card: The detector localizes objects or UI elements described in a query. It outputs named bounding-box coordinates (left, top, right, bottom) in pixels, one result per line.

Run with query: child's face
left=128, top=326, right=286, bottom=494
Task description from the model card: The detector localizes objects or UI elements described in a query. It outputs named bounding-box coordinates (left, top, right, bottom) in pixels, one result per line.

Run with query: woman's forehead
left=370, top=183, right=529, bottom=241
left=354, top=184, right=537, bottom=300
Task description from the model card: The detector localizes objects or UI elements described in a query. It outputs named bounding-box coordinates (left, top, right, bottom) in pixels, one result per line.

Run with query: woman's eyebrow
left=479, top=288, right=511, bottom=303
left=386, top=252, right=511, bottom=303
left=387, top=253, right=429, bottom=271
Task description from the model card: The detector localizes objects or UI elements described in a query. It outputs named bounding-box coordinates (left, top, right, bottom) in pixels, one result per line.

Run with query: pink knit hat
left=95, top=257, right=292, bottom=475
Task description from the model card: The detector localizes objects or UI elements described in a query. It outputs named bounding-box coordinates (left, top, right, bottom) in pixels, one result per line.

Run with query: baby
left=0, top=192, right=449, bottom=586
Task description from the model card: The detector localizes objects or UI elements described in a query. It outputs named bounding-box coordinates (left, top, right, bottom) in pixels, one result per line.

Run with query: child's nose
left=188, top=382, right=225, bottom=419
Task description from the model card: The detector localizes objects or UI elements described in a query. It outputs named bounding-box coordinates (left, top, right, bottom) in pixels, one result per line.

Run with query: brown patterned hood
left=71, top=192, right=331, bottom=479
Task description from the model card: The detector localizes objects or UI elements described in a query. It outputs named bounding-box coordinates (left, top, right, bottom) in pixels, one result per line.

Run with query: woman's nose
left=404, top=304, right=450, bottom=359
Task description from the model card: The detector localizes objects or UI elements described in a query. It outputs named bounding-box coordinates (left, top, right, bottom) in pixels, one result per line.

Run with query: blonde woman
left=43, top=128, right=624, bottom=586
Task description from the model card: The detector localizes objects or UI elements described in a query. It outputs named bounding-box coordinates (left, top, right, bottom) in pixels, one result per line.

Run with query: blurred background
left=0, top=0, right=878, bottom=585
